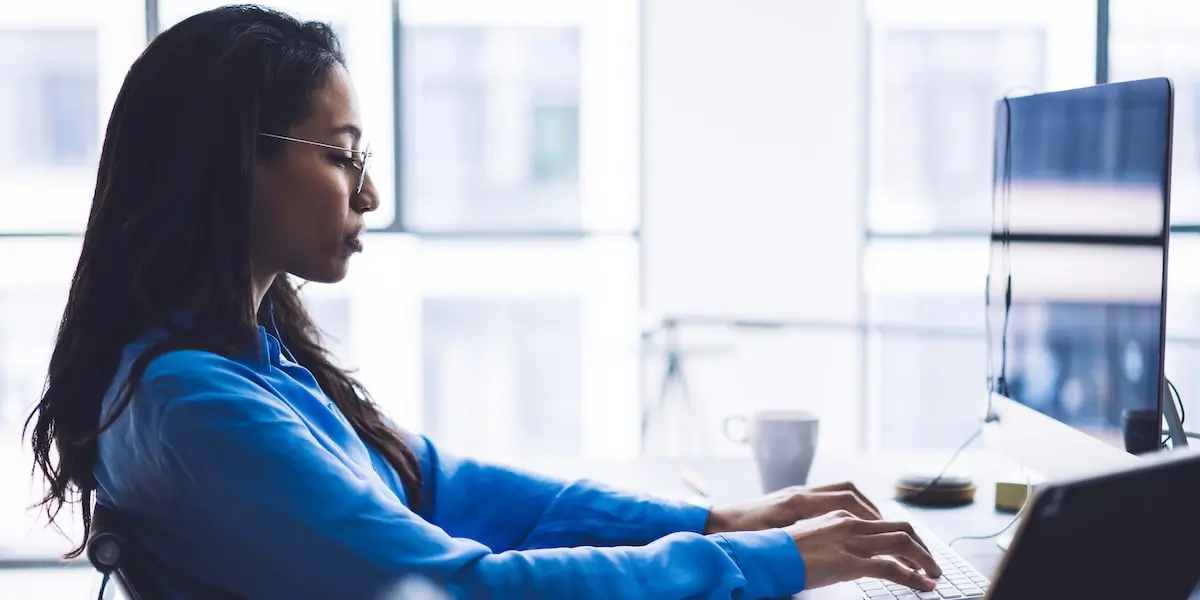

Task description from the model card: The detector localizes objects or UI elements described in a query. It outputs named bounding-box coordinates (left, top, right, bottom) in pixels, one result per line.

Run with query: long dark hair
left=24, top=4, right=422, bottom=558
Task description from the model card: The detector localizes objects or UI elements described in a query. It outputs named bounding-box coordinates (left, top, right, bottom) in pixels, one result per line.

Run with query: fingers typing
left=859, top=557, right=938, bottom=592
left=812, top=482, right=882, bottom=518
left=852, top=519, right=934, bottom=557
left=863, top=532, right=941, bottom=580
left=826, top=491, right=878, bottom=521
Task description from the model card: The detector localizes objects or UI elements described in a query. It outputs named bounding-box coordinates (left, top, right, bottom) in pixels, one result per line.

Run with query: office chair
left=87, top=504, right=154, bottom=600
left=88, top=504, right=251, bottom=600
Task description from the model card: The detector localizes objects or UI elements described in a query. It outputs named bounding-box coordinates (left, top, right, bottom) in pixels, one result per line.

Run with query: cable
left=1163, top=378, right=1193, bottom=449
left=1162, top=380, right=1176, bottom=448
left=948, top=466, right=1032, bottom=548
left=946, top=381, right=1189, bottom=544
left=1167, top=378, right=1184, bottom=425
left=894, top=427, right=983, bottom=503
left=97, top=573, right=110, bottom=600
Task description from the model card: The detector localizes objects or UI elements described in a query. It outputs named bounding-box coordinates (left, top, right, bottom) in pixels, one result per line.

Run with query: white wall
left=641, top=0, right=868, bottom=456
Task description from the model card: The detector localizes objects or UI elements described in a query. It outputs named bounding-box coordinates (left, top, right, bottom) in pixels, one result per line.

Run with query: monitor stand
left=996, top=377, right=1188, bottom=553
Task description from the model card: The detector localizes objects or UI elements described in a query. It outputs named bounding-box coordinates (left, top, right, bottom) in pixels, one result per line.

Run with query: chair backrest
left=87, top=505, right=250, bottom=600
left=88, top=504, right=154, bottom=600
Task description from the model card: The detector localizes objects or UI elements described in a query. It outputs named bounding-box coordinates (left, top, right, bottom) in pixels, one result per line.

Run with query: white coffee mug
left=724, top=410, right=820, bottom=493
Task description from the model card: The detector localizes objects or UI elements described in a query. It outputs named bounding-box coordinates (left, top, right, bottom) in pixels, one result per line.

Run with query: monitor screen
left=988, top=78, right=1173, bottom=451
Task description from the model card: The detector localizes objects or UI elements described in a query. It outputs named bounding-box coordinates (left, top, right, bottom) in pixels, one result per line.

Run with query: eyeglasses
left=257, top=132, right=372, bottom=194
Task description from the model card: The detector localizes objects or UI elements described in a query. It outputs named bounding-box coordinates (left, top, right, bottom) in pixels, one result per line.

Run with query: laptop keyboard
left=854, top=504, right=990, bottom=599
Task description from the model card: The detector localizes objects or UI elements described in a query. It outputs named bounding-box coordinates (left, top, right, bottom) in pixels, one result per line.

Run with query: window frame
left=865, top=0, right=1098, bottom=237
left=0, top=0, right=147, bottom=236
left=389, top=0, right=640, bottom=236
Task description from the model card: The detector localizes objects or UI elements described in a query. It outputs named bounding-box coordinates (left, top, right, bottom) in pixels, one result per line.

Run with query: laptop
left=798, top=447, right=1200, bottom=599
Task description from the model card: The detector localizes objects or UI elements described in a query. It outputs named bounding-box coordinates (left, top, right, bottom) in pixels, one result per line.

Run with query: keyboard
left=853, top=503, right=990, bottom=600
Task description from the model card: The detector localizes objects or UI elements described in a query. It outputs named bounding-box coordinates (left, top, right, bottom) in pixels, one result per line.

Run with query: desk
left=519, top=450, right=1020, bottom=590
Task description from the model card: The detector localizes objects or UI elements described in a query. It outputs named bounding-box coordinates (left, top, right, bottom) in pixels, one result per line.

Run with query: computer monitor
left=982, top=78, right=1174, bottom=483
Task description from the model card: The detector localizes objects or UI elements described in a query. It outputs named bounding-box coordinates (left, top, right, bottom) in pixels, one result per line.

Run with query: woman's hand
left=785, top=510, right=941, bottom=591
left=703, top=481, right=882, bottom=534
left=704, top=482, right=942, bottom=592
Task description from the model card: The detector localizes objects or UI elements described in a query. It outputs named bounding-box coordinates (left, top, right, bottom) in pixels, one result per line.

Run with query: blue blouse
left=92, top=325, right=806, bottom=599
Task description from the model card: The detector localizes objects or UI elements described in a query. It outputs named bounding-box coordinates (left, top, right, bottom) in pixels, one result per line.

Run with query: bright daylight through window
left=0, top=1, right=640, bottom=583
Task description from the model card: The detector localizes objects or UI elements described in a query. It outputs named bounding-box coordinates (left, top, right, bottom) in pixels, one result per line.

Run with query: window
left=1109, top=1, right=1200, bottom=223
left=0, top=1, right=144, bottom=234
left=867, top=0, right=1096, bottom=234
left=384, top=0, right=640, bottom=460
left=0, top=30, right=99, bottom=169
left=47, top=0, right=639, bottom=468
left=531, top=104, right=581, bottom=183
left=0, top=289, right=66, bottom=427
left=403, top=27, right=583, bottom=231
left=341, top=236, right=641, bottom=461
left=1162, top=237, right=1200, bottom=429
left=0, top=2, right=639, bottom=577
left=399, top=0, right=638, bottom=234
left=297, top=286, right=355, bottom=368
left=0, top=2, right=144, bottom=567
left=863, top=238, right=989, bottom=449
left=876, top=29, right=1046, bottom=231
left=1099, top=0, right=1200, bottom=438
left=0, top=237, right=84, bottom=556
left=864, top=1, right=1097, bottom=450
left=421, top=297, right=583, bottom=458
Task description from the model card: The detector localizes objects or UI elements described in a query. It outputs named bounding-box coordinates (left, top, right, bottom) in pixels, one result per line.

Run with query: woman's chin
left=292, top=260, right=351, bottom=285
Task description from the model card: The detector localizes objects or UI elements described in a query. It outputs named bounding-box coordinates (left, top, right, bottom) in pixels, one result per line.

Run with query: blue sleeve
left=408, top=434, right=713, bottom=551
left=148, top=357, right=807, bottom=600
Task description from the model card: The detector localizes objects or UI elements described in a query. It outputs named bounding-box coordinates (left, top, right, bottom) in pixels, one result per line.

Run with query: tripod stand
left=639, top=319, right=716, bottom=457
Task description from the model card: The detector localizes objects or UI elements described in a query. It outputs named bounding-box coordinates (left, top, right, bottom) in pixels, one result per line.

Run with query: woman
left=25, top=5, right=940, bottom=599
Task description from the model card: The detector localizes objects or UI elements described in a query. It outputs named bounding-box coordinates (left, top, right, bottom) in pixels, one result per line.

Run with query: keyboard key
left=854, top=500, right=992, bottom=600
